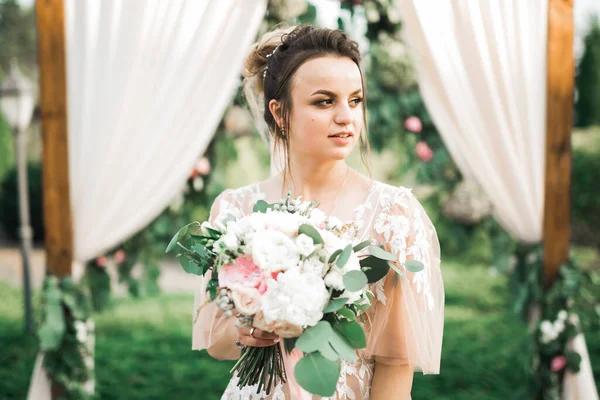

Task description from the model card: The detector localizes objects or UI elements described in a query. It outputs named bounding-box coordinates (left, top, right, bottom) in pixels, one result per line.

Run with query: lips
left=328, top=132, right=353, bottom=138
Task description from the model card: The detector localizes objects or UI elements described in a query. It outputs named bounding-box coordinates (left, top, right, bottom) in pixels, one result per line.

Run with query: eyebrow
left=310, top=89, right=363, bottom=97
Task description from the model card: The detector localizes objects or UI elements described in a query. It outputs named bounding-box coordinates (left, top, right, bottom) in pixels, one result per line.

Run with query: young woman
left=193, top=25, right=444, bottom=400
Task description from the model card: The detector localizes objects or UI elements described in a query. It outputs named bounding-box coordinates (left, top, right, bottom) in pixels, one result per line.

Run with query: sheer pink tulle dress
left=192, top=180, right=444, bottom=399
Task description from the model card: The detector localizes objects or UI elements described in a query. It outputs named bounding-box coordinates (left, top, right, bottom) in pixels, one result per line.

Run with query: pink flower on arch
left=114, top=249, right=126, bottom=264
left=218, top=256, right=262, bottom=289
left=551, top=355, right=567, bottom=372
left=195, top=157, right=211, bottom=176
left=404, top=116, right=423, bottom=133
left=96, top=256, right=107, bottom=267
left=415, top=141, right=433, bottom=162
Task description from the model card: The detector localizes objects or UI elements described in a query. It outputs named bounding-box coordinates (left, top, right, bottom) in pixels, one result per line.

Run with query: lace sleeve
left=364, top=186, right=444, bottom=374
left=191, top=189, right=240, bottom=359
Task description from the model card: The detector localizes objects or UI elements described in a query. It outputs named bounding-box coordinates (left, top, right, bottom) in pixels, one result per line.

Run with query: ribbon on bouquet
left=281, top=344, right=312, bottom=400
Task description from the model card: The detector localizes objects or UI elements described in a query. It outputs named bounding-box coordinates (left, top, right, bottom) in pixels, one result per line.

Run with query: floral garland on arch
left=508, top=243, right=599, bottom=399
left=38, top=275, right=94, bottom=399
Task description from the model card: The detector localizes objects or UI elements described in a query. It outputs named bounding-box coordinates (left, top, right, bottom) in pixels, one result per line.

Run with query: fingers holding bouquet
left=238, top=326, right=280, bottom=347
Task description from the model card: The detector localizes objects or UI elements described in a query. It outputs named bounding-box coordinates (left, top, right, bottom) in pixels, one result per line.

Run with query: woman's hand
left=237, top=326, right=280, bottom=347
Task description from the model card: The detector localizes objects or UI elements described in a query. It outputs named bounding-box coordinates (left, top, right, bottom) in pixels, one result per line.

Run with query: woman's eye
left=351, top=97, right=363, bottom=106
left=315, top=99, right=333, bottom=106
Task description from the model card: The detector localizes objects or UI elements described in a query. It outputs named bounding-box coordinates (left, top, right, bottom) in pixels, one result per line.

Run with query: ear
left=268, top=99, right=284, bottom=128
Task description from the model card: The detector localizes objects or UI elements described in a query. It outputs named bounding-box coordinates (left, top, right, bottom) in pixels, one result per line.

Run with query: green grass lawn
left=0, top=260, right=597, bottom=400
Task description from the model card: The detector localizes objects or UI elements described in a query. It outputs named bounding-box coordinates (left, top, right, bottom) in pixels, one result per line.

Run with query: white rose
left=231, top=286, right=261, bottom=315
left=252, top=230, right=300, bottom=273
left=308, top=209, right=326, bottom=227
left=326, top=216, right=343, bottom=231
left=364, top=2, right=380, bottom=23
left=324, top=270, right=345, bottom=290
left=296, top=234, right=316, bottom=257
left=344, top=253, right=361, bottom=272
left=553, top=319, right=565, bottom=334
left=387, top=7, right=401, bottom=24
left=222, top=232, right=238, bottom=251
left=74, top=321, right=87, bottom=343
left=540, top=320, right=553, bottom=335
left=557, top=310, right=567, bottom=321
left=193, top=176, right=204, bottom=191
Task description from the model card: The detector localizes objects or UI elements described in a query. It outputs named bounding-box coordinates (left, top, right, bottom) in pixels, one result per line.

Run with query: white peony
left=261, top=269, right=328, bottom=329
left=296, top=234, right=316, bottom=257
left=252, top=230, right=300, bottom=272
left=302, top=258, right=327, bottom=277
left=265, top=210, right=304, bottom=236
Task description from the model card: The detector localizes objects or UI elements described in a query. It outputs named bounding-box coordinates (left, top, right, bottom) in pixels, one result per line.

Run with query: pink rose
left=404, top=116, right=423, bottom=133
left=218, top=256, right=262, bottom=289
left=231, top=286, right=261, bottom=315
left=114, top=249, right=126, bottom=264
left=195, top=157, right=211, bottom=176
left=253, top=311, right=276, bottom=333
left=415, top=141, right=433, bottom=162
left=551, top=356, right=567, bottom=372
left=188, top=168, right=199, bottom=179
left=96, top=256, right=107, bottom=267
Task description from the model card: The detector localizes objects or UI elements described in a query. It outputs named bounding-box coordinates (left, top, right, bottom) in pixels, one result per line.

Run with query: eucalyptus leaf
left=337, top=307, right=356, bottom=321
left=329, top=331, right=357, bottom=362
left=319, top=342, right=339, bottom=361
left=178, top=255, right=203, bottom=275
left=368, top=246, right=396, bottom=261
left=360, top=256, right=389, bottom=283
left=343, top=270, right=368, bottom=292
left=328, top=249, right=342, bottom=264
left=299, top=224, right=323, bottom=244
left=353, top=240, right=372, bottom=253
left=333, top=321, right=366, bottom=349
left=336, top=245, right=353, bottom=269
left=405, top=260, right=424, bottom=273
left=295, top=353, right=341, bottom=396
left=388, top=261, right=406, bottom=278
left=165, top=231, right=180, bottom=254
left=296, top=321, right=334, bottom=353
left=253, top=200, right=269, bottom=213
left=324, top=297, right=347, bottom=313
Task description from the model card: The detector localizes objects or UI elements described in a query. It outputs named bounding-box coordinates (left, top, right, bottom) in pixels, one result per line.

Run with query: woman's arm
left=370, top=362, right=414, bottom=400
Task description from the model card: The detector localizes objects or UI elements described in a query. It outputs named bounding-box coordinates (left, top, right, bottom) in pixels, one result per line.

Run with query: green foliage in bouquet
left=38, top=275, right=94, bottom=399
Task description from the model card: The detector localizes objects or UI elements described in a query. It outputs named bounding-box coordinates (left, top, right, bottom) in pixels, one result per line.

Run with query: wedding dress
left=192, top=179, right=444, bottom=399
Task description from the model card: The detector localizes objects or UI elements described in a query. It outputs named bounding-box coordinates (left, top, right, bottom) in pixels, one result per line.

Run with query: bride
left=192, top=25, right=444, bottom=400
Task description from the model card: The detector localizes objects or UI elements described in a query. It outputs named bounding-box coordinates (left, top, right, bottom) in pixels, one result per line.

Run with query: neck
left=281, top=157, right=349, bottom=202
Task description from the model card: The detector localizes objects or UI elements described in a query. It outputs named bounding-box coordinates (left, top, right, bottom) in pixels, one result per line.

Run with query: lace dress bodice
left=193, top=180, right=444, bottom=400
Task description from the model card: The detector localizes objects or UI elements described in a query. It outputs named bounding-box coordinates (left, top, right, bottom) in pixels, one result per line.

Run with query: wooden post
left=36, top=0, right=72, bottom=398
left=36, top=0, right=73, bottom=278
left=543, top=0, right=574, bottom=288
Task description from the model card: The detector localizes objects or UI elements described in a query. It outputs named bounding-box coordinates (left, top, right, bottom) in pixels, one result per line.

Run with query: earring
left=281, top=124, right=286, bottom=137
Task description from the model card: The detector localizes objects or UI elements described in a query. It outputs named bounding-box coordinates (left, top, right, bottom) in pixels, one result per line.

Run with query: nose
left=334, top=103, right=354, bottom=127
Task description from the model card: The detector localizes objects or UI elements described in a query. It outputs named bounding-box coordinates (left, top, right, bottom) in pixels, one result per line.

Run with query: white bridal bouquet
left=166, top=192, right=423, bottom=396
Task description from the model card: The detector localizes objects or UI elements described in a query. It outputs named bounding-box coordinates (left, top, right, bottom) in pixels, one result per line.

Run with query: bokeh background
left=1, top=0, right=599, bottom=399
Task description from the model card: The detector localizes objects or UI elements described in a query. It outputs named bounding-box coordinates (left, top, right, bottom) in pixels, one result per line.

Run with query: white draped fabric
left=398, top=1, right=598, bottom=399
left=27, top=1, right=267, bottom=398
left=65, top=0, right=267, bottom=263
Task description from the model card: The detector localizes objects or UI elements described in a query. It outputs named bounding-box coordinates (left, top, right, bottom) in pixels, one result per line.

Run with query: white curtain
left=398, top=1, right=597, bottom=399
left=66, top=0, right=267, bottom=263
left=27, top=1, right=267, bottom=398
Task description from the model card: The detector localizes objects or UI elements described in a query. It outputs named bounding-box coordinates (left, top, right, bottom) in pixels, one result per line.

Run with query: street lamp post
left=0, top=60, right=36, bottom=334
